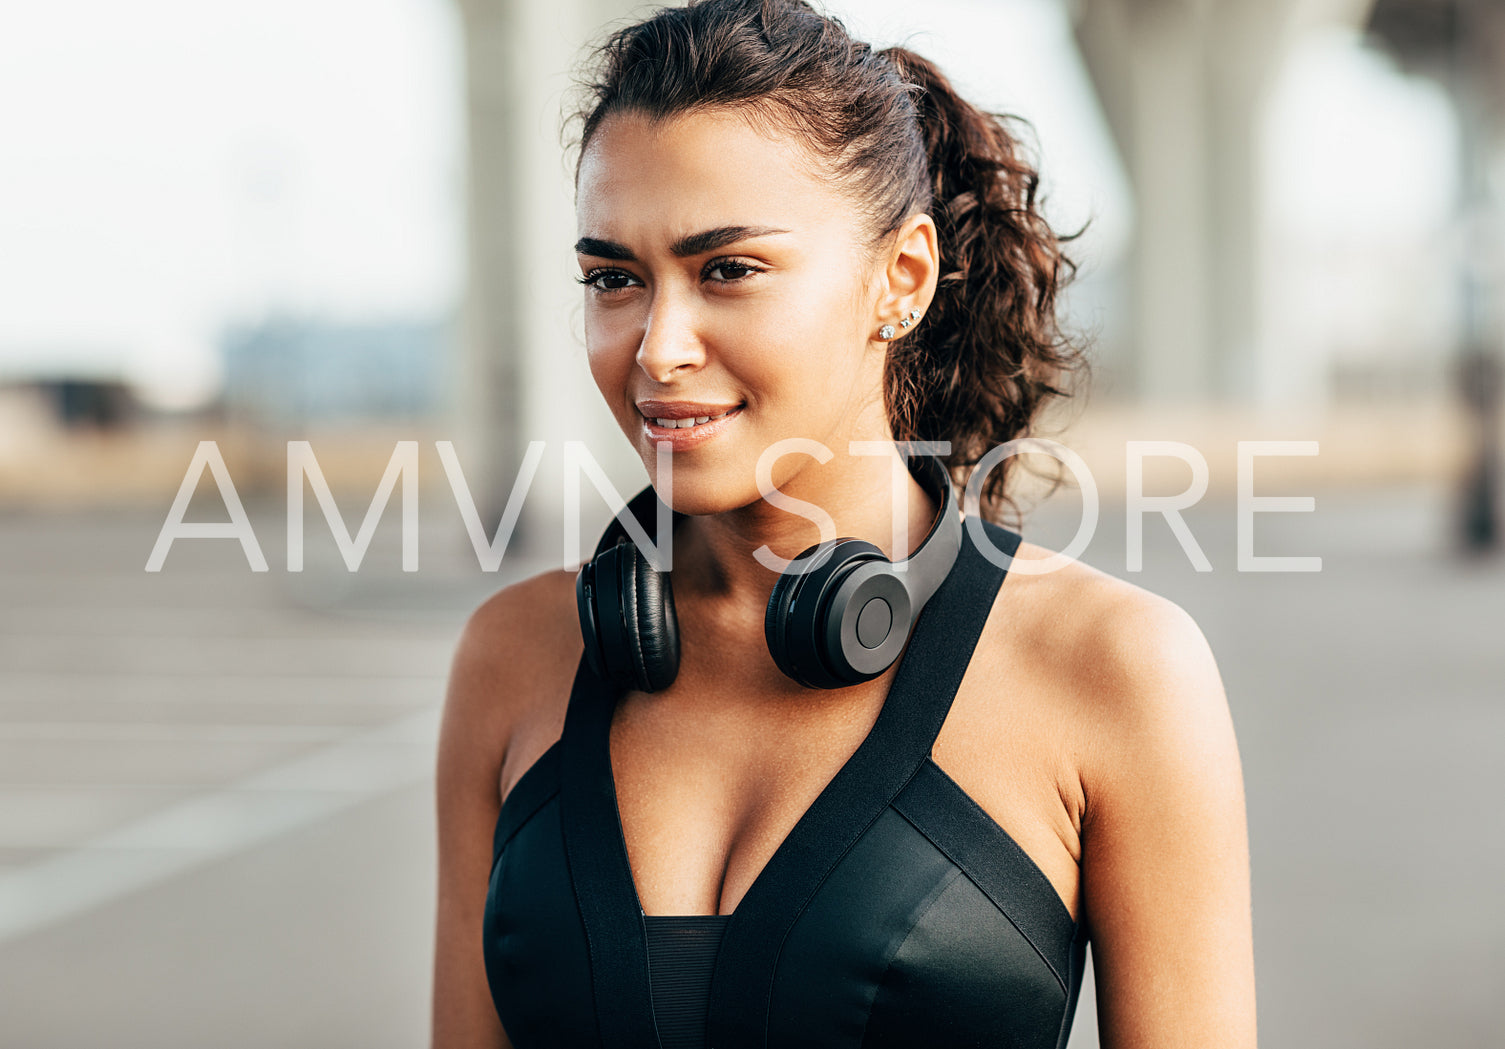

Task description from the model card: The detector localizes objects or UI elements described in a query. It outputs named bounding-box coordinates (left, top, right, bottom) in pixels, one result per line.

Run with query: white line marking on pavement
left=0, top=707, right=440, bottom=944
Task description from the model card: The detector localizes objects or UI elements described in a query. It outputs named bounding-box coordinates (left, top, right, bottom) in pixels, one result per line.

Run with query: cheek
left=749, top=283, right=870, bottom=395
left=756, top=263, right=865, bottom=350
left=584, top=314, right=635, bottom=393
left=583, top=323, right=646, bottom=443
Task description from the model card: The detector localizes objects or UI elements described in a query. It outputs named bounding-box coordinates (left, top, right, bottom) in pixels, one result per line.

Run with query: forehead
left=575, top=108, right=852, bottom=241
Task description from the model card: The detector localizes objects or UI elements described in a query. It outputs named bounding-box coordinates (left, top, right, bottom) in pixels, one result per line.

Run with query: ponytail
left=878, top=47, right=1088, bottom=525
left=572, top=0, right=1090, bottom=524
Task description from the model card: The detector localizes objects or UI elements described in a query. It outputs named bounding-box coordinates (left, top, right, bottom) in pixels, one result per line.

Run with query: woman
left=433, top=1, right=1255, bottom=1047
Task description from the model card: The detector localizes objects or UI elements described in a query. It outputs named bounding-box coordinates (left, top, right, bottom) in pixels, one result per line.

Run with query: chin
left=640, top=452, right=758, bottom=518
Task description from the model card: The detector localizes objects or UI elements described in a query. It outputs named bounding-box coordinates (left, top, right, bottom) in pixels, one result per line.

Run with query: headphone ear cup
left=765, top=539, right=886, bottom=689
left=582, top=541, right=632, bottom=689
left=577, top=539, right=680, bottom=693
left=763, top=546, right=815, bottom=683
left=576, top=559, right=608, bottom=683
left=622, top=540, right=680, bottom=693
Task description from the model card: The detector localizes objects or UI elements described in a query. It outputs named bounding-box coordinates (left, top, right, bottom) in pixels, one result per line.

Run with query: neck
left=671, top=446, right=941, bottom=612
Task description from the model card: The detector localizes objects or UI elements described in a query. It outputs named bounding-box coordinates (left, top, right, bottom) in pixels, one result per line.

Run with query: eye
left=576, top=268, right=642, bottom=293
left=704, top=258, right=765, bottom=284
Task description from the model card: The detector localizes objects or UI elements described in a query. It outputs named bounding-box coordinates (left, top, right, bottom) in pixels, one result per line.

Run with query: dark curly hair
left=567, top=0, right=1090, bottom=525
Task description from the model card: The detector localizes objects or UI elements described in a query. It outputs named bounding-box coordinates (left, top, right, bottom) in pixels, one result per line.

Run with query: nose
left=636, top=291, right=706, bottom=383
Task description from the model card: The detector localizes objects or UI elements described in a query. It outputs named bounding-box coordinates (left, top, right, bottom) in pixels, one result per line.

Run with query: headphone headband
left=888, top=451, right=961, bottom=609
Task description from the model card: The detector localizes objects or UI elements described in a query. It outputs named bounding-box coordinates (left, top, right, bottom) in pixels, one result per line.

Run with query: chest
left=483, top=660, right=1089, bottom=1049
left=607, top=656, right=1082, bottom=924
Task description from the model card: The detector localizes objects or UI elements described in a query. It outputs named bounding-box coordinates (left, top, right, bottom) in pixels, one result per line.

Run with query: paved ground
left=0, top=482, right=1501, bottom=1048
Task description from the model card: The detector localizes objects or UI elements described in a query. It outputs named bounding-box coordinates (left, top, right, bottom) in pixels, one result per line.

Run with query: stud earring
left=910, top=308, right=922, bottom=320
left=899, top=318, right=911, bottom=329
left=878, top=324, right=896, bottom=340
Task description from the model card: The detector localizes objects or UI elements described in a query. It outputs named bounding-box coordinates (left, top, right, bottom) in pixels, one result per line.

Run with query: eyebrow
left=574, top=225, right=791, bottom=261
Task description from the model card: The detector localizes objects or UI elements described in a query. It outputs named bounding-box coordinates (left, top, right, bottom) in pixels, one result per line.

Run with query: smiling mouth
left=639, top=404, right=745, bottom=446
left=647, top=406, right=739, bottom=429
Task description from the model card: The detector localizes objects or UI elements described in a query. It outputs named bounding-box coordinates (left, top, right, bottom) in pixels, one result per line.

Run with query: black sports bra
left=484, top=518, right=1089, bottom=1049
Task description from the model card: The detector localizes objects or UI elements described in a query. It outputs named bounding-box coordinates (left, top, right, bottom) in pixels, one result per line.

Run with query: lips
left=636, top=399, right=742, bottom=420
left=636, top=401, right=744, bottom=449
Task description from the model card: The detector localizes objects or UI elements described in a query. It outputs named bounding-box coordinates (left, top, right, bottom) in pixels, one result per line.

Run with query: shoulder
left=452, top=567, right=582, bottom=681
left=978, top=535, right=1235, bottom=806
left=439, top=567, right=582, bottom=788
left=982, top=535, right=1222, bottom=686
left=990, top=546, right=1254, bottom=1038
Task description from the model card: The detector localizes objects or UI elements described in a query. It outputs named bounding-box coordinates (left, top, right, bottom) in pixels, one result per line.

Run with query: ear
left=871, top=213, right=939, bottom=343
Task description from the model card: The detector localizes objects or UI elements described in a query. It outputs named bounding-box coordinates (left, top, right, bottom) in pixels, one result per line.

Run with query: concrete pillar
left=454, top=0, right=647, bottom=564
left=455, top=0, right=527, bottom=537
left=1367, top=0, right=1505, bottom=549
left=1074, top=0, right=1295, bottom=406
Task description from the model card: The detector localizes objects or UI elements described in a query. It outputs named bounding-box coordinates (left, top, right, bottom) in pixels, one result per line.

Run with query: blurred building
left=219, top=316, right=455, bottom=428
left=0, top=378, right=138, bottom=431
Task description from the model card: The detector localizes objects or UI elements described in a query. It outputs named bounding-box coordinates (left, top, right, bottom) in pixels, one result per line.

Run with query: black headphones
left=575, top=453, right=963, bottom=692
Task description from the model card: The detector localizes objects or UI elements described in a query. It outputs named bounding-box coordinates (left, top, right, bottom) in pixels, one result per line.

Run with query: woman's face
left=575, top=107, right=890, bottom=515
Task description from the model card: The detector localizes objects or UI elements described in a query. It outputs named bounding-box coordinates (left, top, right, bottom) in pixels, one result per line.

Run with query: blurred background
left=0, top=0, right=1501, bottom=1046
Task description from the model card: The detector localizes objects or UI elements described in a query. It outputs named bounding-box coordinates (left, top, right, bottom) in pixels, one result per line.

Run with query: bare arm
left=432, top=596, right=514, bottom=1049
left=1078, top=595, right=1256, bottom=1048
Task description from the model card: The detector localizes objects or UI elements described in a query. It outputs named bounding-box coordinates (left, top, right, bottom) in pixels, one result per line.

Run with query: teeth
left=650, top=407, right=737, bottom=429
